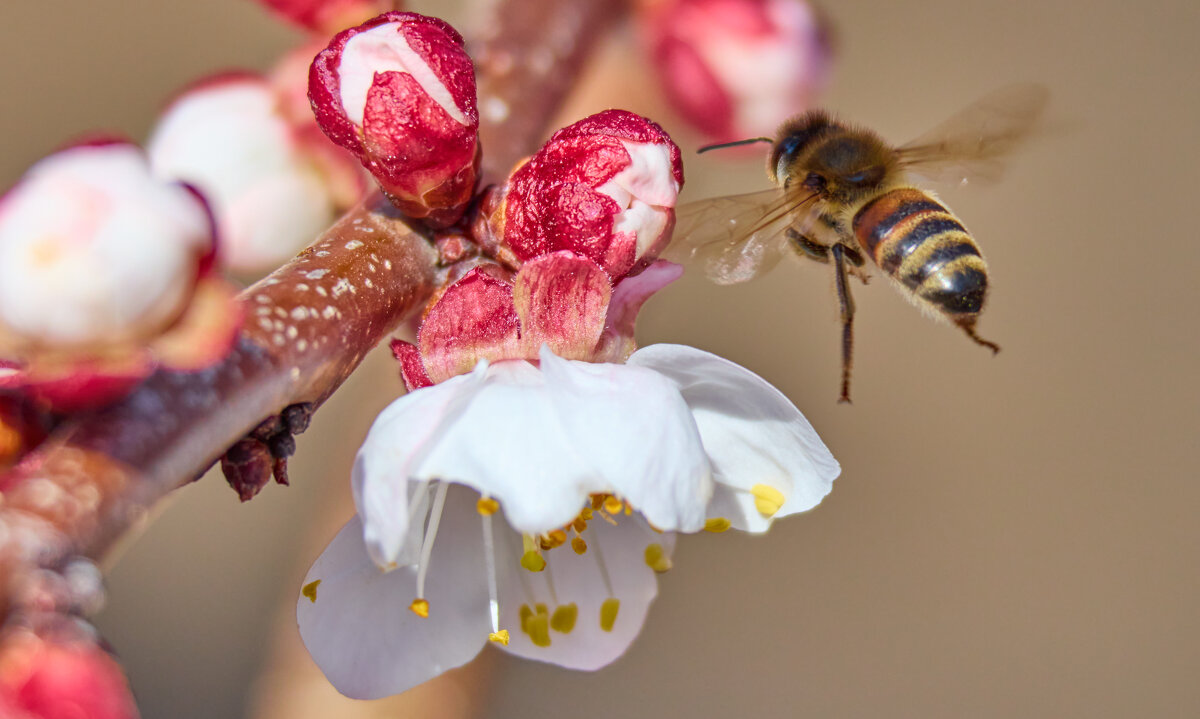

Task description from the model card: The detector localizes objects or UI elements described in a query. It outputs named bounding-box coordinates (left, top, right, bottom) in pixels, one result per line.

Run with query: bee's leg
left=784, top=228, right=830, bottom=263
left=955, top=316, right=1001, bottom=354
left=831, top=243, right=857, bottom=403
left=840, top=245, right=871, bottom=285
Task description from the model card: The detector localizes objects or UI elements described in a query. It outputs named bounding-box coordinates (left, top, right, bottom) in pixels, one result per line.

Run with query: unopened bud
left=309, top=12, right=480, bottom=226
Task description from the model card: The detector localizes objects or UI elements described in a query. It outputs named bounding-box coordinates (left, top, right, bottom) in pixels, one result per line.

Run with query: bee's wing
left=665, top=188, right=818, bottom=285
left=895, top=84, right=1049, bottom=186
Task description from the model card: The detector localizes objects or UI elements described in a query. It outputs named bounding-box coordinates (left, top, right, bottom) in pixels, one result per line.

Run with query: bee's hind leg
left=955, top=316, right=1001, bottom=354
left=832, top=243, right=857, bottom=403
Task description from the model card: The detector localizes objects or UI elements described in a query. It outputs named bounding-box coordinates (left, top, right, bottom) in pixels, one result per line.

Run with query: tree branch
left=0, top=0, right=620, bottom=627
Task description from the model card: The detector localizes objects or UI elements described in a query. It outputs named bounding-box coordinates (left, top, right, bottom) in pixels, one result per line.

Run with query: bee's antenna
left=697, top=137, right=773, bottom=154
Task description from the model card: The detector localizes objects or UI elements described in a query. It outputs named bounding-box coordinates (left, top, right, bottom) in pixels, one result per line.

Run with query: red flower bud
left=309, top=12, right=480, bottom=225
left=494, top=110, right=683, bottom=280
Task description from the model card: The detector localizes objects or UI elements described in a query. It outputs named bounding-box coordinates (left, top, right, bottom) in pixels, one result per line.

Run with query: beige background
left=2, top=0, right=1198, bottom=717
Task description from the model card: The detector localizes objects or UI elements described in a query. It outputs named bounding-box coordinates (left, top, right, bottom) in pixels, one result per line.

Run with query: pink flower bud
left=0, top=141, right=213, bottom=350
left=256, top=0, right=385, bottom=34
left=0, top=629, right=140, bottom=719
left=309, top=12, right=480, bottom=225
left=641, top=0, right=832, bottom=141
left=494, top=110, right=683, bottom=280
left=149, top=73, right=363, bottom=274
left=0, top=141, right=242, bottom=410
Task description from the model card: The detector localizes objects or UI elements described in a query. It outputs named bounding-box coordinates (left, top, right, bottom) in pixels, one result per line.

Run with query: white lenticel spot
left=345, top=240, right=364, bottom=250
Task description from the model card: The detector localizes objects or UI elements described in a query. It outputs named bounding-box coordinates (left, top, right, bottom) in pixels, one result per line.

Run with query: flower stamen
left=481, top=509, right=501, bottom=637
left=588, top=526, right=621, bottom=632
left=412, top=480, right=450, bottom=614
left=520, top=534, right=547, bottom=572
left=644, top=543, right=672, bottom=573
left=704, top=517, right=732, bottom=533
left=750, top=483, right=786, bottom=517
left=550, top=603, right=578, bottom=634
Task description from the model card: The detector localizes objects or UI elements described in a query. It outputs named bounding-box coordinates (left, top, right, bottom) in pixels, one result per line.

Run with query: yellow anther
left=644, top=543, right=672, bottom=573
left=550, top=603, right=578, bottom=634
left=527, top=610, right=551, bottom=647
left=488, top=630, right=511, bottom=646
left=409, top=598, right=430, bottom=618
left=599, top=598, right=621, bottom=632
left=580, top=507, right=594, bottom=520
left=535, top=602, right=548, bottom=615
left=624, top=503, right=633, bottom=516
left=542, top=529, right=567, bottom=549
left=571, top=536, right=587, bottom=555
left=520, top=550, right=547, bottom=572
left=572, top=516, right=588, bottom=533
left=301, top=579, right=321, bottom=603
left=590, top=494, right=607, bottom=510
left=751, top=483, right=786, bottom=517
left=519, top=604, right=534, bottom=633
left=476, top=497, right=499, bottom=515
left=603, top=495, right=623, bottom=514
left=704, top=517, right=732, bottom=533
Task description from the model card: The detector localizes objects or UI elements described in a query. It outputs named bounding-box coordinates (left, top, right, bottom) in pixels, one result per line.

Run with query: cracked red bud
left=495, top=110, right=683, bottom=280
left=309, top=12, right=480, bottom=225
left=149, top=73, right=364, bottom=274
left=640, top=0, right=832, bottom=141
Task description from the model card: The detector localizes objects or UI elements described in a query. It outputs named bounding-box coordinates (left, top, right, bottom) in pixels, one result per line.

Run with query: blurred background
left=2, top=0, right=1198, bottom=717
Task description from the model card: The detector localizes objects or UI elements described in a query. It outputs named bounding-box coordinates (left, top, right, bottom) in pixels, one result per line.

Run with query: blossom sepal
left=309, top=12, right=480, bottom=225
left=489, top=110, right=683, bottom=280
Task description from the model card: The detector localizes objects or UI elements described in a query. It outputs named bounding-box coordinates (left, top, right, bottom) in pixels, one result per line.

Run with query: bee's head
left=799, top=130, right=895, bottom=203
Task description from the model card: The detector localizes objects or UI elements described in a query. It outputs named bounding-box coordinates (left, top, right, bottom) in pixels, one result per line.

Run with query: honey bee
left=667, top=85, right=1048, bottom=402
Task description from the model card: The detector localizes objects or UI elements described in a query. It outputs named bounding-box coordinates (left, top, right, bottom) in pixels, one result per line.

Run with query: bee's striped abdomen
left=852, top=187, right=988, bottom=318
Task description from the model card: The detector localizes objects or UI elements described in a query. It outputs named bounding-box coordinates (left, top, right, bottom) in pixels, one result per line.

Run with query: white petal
left=339, top=23, right=468, bottom=126
left=494, top=512, right=673, bottom=670
left=628, top=344, right=839, bottom=532
left=297, top=487, right=490, bottom=700
left=536, top=347, right=711, bottom=533
left=355, top=351, right=712, bottom=548
left=353, top=363, right=490, bottom=567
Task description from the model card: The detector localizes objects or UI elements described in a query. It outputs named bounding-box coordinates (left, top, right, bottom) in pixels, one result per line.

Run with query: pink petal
left=512, top=251, right=611, bottom=360
left=596, top=260, right=685, bottom=362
